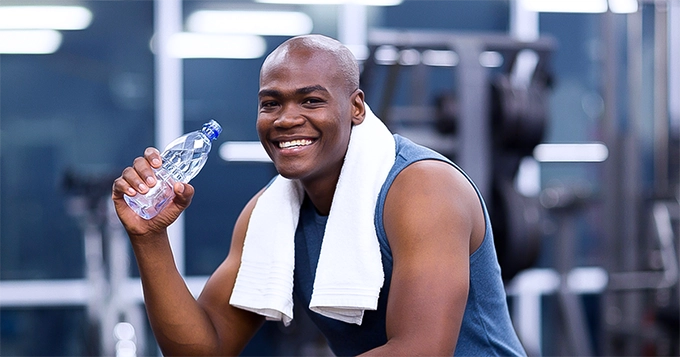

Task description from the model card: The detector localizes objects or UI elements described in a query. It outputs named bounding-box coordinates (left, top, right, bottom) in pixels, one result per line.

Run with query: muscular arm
left=195, top=193, right=266, bottom=355
left=361, top=160, right=485, bottom=356
left=132, top=193, right=265, bottom=356
left=112, top=148, right=265, bottom=356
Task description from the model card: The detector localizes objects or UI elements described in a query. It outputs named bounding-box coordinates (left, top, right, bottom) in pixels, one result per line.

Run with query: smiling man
left=112, top=34, right=526, bottom=356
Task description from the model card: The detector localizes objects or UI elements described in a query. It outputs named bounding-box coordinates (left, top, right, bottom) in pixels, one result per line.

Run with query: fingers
left=111, top=147, right=190, bottom=238
left=132, top=157, right=157, bottom=192
left=112, top=173, right=138, bottom=199
left=144, top=147, right=162, bottom=169
left=112, top=147, right=161, bottom=199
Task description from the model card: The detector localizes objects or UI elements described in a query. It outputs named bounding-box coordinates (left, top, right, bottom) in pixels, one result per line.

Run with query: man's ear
left=350, top=89, right=366, bottom=125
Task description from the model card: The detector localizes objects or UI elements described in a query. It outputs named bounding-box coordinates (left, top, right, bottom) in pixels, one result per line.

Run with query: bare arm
left=111, top=147, right=264, bottom=356
left=361, top=160, right=485, bottom=356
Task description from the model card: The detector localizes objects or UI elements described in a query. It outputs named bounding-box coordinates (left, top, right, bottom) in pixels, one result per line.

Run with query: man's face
left=256, top=48, right=359, bottom=185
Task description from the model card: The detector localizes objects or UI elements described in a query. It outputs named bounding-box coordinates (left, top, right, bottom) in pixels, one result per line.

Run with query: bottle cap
left=203, top=120, right=222, bottom=140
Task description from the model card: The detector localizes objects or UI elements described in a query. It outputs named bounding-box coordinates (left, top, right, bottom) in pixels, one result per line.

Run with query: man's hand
left=111, top=147, right=195, bottom=239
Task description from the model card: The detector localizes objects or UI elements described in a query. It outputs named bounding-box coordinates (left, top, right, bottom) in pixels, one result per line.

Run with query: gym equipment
left=361, top=29, right=555, bottom=281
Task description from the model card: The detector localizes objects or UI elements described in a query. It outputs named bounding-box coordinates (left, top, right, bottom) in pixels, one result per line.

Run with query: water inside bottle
left=123, top=177, right=175, bottom=220
left=124, top=120, right=219, bottom=219
left=161, top=140, right=210, bottom=182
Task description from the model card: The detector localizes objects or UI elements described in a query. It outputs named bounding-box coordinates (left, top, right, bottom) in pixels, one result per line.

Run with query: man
left=112, top=34, right=526, bottom=356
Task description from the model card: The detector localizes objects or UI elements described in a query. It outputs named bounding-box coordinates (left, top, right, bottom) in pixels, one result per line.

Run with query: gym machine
left=361, top=28, right=555, bottom=282
left=63, top=170, right=147, bottom=357
left=599, top=2, right=680, bottom=356
left=360, top=28, right=607, bottom=356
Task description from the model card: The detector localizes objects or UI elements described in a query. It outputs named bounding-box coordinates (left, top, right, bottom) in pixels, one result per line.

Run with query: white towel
left=229, top=104, right=396, bottom=326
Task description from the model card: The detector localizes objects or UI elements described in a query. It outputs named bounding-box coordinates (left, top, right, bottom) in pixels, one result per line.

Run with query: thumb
left=173, top=182, right=194, bottom=209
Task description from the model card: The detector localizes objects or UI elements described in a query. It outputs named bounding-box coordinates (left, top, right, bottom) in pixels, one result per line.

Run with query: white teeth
left=279, top=139, right=313, bottom=148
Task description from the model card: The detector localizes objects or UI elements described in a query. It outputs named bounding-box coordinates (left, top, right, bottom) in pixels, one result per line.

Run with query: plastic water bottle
left=124, top=120, right=222, bottom=219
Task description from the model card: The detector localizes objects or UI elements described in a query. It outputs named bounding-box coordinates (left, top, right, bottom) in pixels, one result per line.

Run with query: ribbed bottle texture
left=124, top=120, right=222, bottom=219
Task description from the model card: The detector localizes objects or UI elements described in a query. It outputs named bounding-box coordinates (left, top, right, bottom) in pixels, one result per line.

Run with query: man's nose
left=273, top=105, right=305, bottom=128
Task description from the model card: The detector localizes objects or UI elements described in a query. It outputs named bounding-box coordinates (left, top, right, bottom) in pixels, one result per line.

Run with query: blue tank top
left=293, top=135, right=526, bottom=356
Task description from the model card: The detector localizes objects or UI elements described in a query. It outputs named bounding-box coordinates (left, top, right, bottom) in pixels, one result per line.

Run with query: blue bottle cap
left=203, top=119, right=222, bottom=140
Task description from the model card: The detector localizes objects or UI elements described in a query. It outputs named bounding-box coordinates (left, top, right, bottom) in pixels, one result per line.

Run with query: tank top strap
left=374, top=134, right=493, bottom=264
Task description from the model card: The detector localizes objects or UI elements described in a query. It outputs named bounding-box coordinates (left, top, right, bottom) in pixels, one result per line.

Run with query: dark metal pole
left=455, top=39, right=491, bottom=201
left=654, top=0, right=670, bottom=196
left=601, top=11, right=623, bottom=356
left=620, top=8, right=645, bottom=354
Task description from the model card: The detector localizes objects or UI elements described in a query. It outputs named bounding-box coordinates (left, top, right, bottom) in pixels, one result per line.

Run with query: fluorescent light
left=374, top=45, right=399, bottom=65
left=608, top=0, right=638, bottom=14
left=520, top=0, right=607, bottom=13
left=422, top=50, right=459, bottom=67
left=567, top=267, right=608, bottom=294
left=256, top=0, right=403, bottom=5
left=0, top=30, right=62, bottom=54
left=219, top=141, right=271, bottom=162
left=187, top=10, right=313, bottom=36
left=533, top=143, right=609, bottom=162
left=166, top=33, right=266, bottom=59
left=0, top=279, right=89, bottom=306
left=374, top=47, right=456, bottom=66
left=398, top=48, right=420, bottom=66
left=479, top=51, right=504, bottom=68
left=0, top=6, right=92, bottom=30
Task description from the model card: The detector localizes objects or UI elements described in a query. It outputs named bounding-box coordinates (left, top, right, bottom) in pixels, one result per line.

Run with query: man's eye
left=261, top=101, right=277, bottom=108
left=303, top=98, right=323, bottom=105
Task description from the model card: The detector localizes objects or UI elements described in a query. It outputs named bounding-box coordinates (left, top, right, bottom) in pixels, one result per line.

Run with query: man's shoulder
left=394, top=135, right=449, bottom=160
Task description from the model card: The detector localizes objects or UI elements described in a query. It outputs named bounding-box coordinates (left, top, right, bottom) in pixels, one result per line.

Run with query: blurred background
left=1, top=0, right=678, bottom=356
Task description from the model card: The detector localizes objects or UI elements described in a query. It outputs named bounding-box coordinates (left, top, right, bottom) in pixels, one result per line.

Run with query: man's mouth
left=278, top=139, right=314, bottom=149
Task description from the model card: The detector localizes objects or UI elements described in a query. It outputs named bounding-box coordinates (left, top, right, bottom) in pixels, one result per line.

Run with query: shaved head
left=261, top=34, right=360, bottom=95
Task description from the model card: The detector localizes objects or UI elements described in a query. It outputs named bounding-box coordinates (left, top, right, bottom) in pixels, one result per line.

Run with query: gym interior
left=1, top=0, right=679, bottom=356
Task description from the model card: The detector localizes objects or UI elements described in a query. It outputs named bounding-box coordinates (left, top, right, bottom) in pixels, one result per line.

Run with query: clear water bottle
left=124, top=120, right=222, bottom=219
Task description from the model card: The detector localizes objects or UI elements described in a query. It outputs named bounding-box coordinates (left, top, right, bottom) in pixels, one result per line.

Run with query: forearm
left=131, top=231, right=221, bottom=356
left=359, top=337, right=454, bottom=357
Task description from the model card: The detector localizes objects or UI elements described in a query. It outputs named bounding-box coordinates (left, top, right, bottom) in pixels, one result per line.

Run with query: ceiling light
left=479, top=51, right=504, bottom=68
left=608, top=0, right=638, bottom=14
left=520, top=0, right=608, bottom=13
left=422, top=50, right=459, bottom=67
left=256, top=0, right=403, bottom=5
left=187, top=10, right=313, bottom=36
left=0, top=6, right=92, bottom=30
left=166, top=33, right=267, bottom=59
left=0, top=30, right=62, bottom=54
left=219, top=142, right=271, bottom=162
left=533, top=143, right=609, bottom=162
left=398, top=49, right=420, bottom=66
left=374, top=45, right=399, bottom=65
